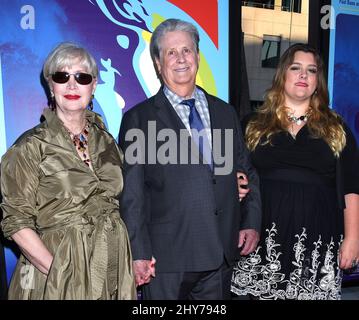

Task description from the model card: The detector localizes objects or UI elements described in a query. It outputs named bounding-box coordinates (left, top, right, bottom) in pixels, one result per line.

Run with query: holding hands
left=133, top=257, right=156, bottom=287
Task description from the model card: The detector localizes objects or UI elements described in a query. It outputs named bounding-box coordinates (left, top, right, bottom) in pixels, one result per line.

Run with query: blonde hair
left=43, top=42, right=98, bottom=83
left=246, top=43, right=346, bottom=157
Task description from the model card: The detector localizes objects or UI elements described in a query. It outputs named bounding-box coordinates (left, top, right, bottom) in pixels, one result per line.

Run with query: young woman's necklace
left=287, top=110, right=311, bottom=139
left=287, top=110, right=310, bottom=125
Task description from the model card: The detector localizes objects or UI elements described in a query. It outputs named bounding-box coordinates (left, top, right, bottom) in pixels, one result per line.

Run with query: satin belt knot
left=88, top=210, right=121, bottom=299
left=38, top=208, right=121, bottom=299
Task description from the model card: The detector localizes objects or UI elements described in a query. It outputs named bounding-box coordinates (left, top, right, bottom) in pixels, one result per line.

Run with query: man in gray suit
left=119, top=18, right=261, bottom=300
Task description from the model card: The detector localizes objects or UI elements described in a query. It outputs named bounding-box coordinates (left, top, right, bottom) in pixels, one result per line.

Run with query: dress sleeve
left=341, top=124, right=359, bottom=195
left=0, top=138, right=41, bottom=238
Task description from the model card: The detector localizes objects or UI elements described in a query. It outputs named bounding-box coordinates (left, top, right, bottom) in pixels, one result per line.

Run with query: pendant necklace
left=287, top=109, right=311, bottom=139
left=287, top=110, right=310, bottom=125
left=65, top=121, right=91, bottom=168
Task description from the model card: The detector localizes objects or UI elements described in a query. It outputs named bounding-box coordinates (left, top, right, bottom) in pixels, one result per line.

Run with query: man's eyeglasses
left=51, top=72, right=94, bottom=85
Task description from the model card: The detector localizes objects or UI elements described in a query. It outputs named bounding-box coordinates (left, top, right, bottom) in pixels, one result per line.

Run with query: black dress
left=231, top=124, right=359, bottom=300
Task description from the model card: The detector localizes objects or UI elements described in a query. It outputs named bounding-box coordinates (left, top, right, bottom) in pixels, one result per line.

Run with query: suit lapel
left=153, top=89, right=186, bottom=132
left=205, top=90, right=226, bottom=157
left=199, top=89, right=220, bottom=172
left=206, top=93, right=221, bottom=137
left=205, top=91, right=226, bottom=173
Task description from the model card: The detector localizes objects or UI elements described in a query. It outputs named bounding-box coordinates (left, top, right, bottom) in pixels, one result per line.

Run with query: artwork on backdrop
left=328, top=0, right=359, bottom=144
left=327, top=0, right=359, bottom=281
left=0, top=0, right=229, bottom=282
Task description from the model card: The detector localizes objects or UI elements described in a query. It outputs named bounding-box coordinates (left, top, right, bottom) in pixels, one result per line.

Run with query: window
left=281, top=0, right=302, bottom=13
left=242, top=1, right=275, bottom=10
left=261, top=35, right=281, bottom=68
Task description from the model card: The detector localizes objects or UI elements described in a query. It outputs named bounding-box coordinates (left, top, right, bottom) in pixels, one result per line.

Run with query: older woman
left=232, top=43, right=359, bottom=300
left=0, top=42, right=136, bottom=299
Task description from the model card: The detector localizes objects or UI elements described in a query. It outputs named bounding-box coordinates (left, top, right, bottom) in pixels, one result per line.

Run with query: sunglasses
left=51, top=71, right=93, bottom=85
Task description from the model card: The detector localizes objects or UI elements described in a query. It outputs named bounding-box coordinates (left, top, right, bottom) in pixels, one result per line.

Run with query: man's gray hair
left=43, top=42, right=98, bottom=83
left=150, top=18, right=200, bottom=62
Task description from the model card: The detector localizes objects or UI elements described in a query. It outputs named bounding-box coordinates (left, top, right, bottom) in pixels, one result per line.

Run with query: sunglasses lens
left=51, top=72, right=93, bottom=85
left=75, top=73, right=93, bottom=85
left=51, top=72, right=69, bottom=84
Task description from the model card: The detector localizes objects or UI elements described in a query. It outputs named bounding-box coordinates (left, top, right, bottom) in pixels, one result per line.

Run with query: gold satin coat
left=0, top=108, right=136, bottom=300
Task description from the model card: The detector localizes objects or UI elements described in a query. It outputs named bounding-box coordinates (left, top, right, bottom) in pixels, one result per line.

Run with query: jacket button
left=214, top=210, right=218, bottom=216
left=212, top=178, right=216, bottom=184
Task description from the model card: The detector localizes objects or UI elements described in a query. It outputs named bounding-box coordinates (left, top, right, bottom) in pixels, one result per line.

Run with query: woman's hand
left=11, top=228, right=53, bottom=275
left=341, top=193, right=359, bottom=270
left=133, top=257, right=156, bottom=287
left=339, top=238, right=359, bottom=270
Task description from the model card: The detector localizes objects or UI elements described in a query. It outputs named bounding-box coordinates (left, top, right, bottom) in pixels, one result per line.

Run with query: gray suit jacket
left=119, top=87, right=261, bottom=272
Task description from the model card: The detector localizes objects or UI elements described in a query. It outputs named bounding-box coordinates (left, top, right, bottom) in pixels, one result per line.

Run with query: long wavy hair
left=246, top=43, right=346, bottom=157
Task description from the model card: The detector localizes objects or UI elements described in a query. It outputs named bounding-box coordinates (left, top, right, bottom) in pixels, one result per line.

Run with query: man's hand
left=237, top=172, right=250, bottom=202
left=238, top=229, right=259, bottom=256
left=133, top=257, right=156, bottom=287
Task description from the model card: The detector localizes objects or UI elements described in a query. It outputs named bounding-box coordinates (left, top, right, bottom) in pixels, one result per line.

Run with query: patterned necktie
left=181, top=99, right=213, bottom=169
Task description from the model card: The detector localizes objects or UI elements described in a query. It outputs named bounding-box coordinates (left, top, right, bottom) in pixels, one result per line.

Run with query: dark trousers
left=142, top=260, right=233, bottom=300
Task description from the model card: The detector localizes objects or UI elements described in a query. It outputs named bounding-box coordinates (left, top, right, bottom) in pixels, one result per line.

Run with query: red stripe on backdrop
left=167, top=0, right=218, bottom=48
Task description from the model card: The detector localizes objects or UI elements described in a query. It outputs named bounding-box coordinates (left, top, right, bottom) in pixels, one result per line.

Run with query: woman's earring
left=50, top=93, right=56, bottom=110
left=88, top=94, right=94, bottom=111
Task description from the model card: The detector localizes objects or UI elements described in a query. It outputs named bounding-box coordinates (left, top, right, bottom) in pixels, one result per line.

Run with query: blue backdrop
left=0, top=0, right=229, bottom=284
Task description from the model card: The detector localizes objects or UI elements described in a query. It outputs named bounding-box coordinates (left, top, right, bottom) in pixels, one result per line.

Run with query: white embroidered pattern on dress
left=231, top=223, right=343, bottom=300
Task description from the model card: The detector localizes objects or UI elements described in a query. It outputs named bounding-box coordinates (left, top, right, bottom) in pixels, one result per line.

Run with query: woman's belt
left=38, top=208, right=123, bottom=299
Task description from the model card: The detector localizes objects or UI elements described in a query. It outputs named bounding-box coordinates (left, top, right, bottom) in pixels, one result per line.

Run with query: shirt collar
left=42, top=108, right=106, bottom=137
left=163, top=86, right=201, bottom=107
